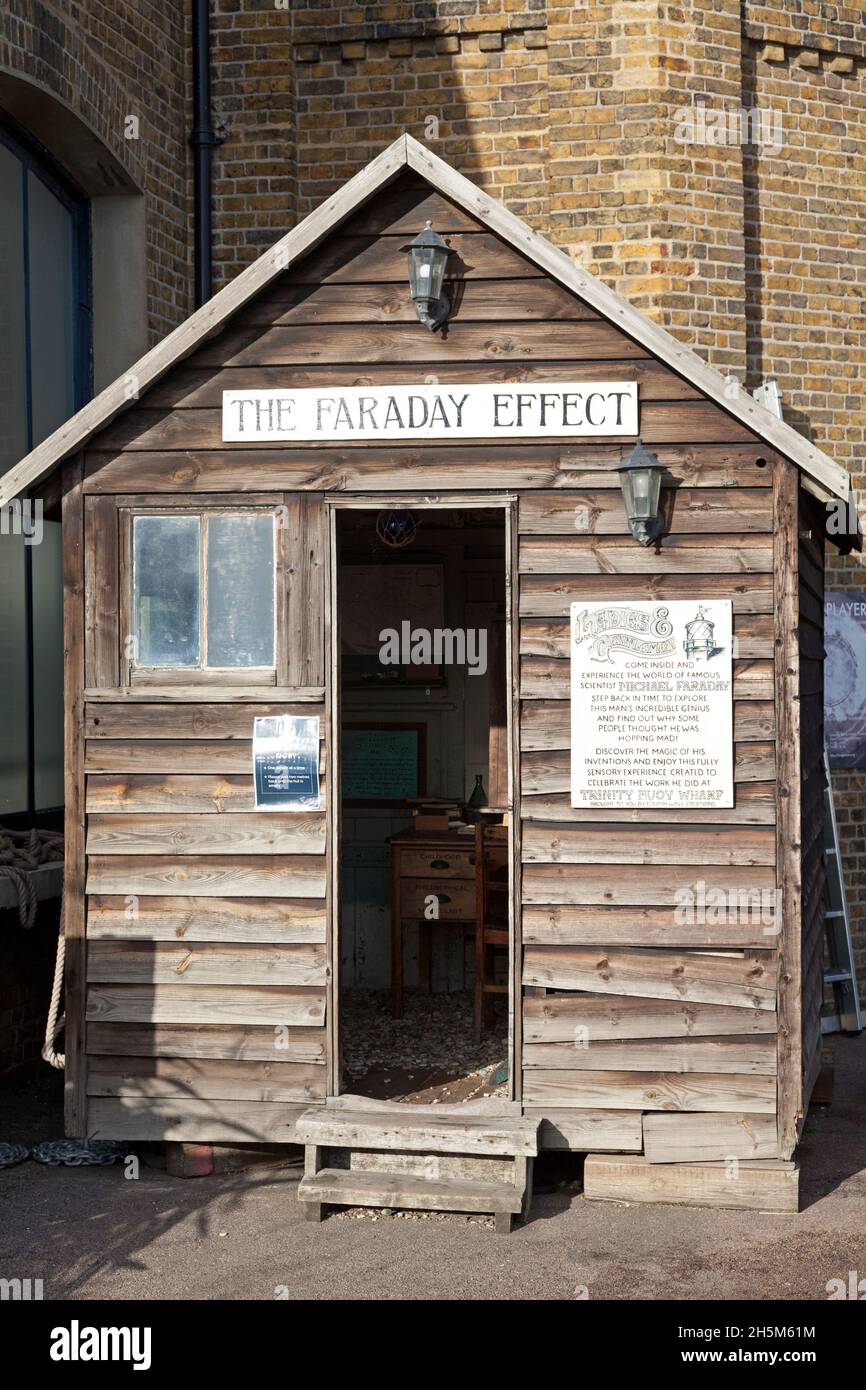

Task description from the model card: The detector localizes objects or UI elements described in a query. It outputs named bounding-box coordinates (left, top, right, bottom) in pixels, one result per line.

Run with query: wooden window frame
left=120, top=502, right=282, bottom=689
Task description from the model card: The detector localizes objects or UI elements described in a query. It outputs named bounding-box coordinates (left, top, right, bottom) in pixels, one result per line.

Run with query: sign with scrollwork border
left=570, top=600, right=733, bottom=809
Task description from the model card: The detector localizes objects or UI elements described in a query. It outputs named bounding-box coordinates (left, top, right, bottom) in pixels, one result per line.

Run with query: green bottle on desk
left=467, top=774, right=487, bottom=810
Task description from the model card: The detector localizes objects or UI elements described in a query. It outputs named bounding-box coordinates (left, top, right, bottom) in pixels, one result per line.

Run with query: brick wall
left=0, top=0, right=192, bottom=341
left=210, top=0, right=297, bottom=287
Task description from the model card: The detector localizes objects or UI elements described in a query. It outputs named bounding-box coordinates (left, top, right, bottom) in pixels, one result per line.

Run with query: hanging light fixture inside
left=376, top=508, right=418, bottom=549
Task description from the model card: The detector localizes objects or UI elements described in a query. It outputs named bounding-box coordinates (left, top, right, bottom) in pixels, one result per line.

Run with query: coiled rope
left=0, top=826, right=63, bottom=929
left=1, top=829, right=132, bottom=1166
left=0, top=825, right=65, bottom=1067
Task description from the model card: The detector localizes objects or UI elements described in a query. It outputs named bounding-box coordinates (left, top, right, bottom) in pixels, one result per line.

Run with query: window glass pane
left=0, top=144, right=27, bottom=474
left=207, top=514, right=275, bottom=667
left=0, top=534, right=28, bottom=813
left=133, top=515, right=200, bottom=667
left=33, top=521, right=64, bottom=809
left=27, top=171, right=75, bottom=446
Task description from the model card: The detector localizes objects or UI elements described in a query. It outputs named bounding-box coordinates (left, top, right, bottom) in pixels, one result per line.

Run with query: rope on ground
left=30, top=1140, right=125, bottom=1166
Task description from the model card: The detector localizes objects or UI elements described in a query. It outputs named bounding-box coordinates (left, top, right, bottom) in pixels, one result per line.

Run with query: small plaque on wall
left=570, top=600, right=733, bottom=809
left=342, top=723, right=426, bottom=806
left=253, top=715, right=320, bottom=810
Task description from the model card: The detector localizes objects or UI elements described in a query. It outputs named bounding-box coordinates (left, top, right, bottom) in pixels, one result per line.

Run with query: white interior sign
left=222, top=381, right=638, bottom=442
left=570, top=599, right=734, bottom=809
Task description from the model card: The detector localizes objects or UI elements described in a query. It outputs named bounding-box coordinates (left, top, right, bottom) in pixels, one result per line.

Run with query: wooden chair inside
left=473, top=822, right=509, bottom=1043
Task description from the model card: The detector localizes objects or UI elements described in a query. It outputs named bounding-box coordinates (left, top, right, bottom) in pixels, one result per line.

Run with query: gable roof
left=0, top=132, right=855, bottom=514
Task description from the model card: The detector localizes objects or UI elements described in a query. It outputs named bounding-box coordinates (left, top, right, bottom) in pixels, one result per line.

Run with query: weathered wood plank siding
left=798, top=489, right=826, bottom=1124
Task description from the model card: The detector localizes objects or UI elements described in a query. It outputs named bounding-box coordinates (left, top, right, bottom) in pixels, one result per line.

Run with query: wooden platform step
left=584, top=1153, right=799, bottom=1213
left=299, top=1167, right=523, bottom=1230
left=296, top=1104, right=539, bottom=1157
left=296, top=1100, right=539, bottom=1230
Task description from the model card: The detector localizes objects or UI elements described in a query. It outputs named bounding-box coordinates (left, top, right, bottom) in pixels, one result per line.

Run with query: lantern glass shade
left=618, top=440, right=663, bottom=545
left=621, top=462, right=661, bottom=520
left=406, top=221, right=451, bottom=328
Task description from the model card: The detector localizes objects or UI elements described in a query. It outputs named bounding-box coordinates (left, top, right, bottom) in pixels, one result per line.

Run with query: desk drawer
left=398, top=848, right=476, bottom=880
left=400, top=879, right=475, bottom=920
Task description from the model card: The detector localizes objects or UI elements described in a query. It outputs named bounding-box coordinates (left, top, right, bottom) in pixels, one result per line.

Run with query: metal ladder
left=822, top=746, right=863, bottom=1033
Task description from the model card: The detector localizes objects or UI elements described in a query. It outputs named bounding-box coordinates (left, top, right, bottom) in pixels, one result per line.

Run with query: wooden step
left=296, top=1105, right=539, bottom=1156
left=584, top=1153, right=799, bottom=1213
left=299, top=1167, right=524, bottom=1218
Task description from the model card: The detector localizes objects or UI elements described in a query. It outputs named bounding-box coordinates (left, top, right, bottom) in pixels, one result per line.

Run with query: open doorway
left=333, top=504, right=512, bottom=1104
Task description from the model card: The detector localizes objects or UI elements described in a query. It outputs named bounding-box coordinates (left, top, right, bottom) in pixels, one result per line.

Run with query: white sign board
left=222, top=381, right=638, bottom=442
left=253, top=715, right=320, bottom=811
left=570, top=600, right=733, bottom=809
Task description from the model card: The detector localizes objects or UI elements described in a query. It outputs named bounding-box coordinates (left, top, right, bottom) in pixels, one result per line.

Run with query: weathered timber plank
left=535, top=1109, right=643, bottom=1152
left=521, top=824, right=775, bottom=867
left=85, top=983, right=325, bottom=1026
left=519, top=535, right=773, bottom=575
left=776, top=462, right=802, bottom=1159
left=285, top=231, right=548, bottom=285
left=86, top=895, right=326, bottom=943
left=86, top=1056, right=327, bottom=1103
left=521, top=945, right=777, bottom=1008
left=62, top=458, right=87, bottom=1134
left=86, top=812, right=326, bottom=856
left=84, top=495, right=119, bottom=687
left=146, top=358, right=700, bottom=410
left=298, top=1167, right=522, bottom=1215
left=523, top=994, right=777, bottom=1043
left=583, top=1153, right=798, bottom=1211
left=519, top=572, right=774, bottom=616
left=83, top=443, right=776, bottom=496
left=521, top=862, right=775, bottom=907
left=523, top=1035, right=777, bottom=1074
left=285, top=493, right=326, bottom=687
left=86, top=940, right=328, bottom=986
left=86, top=1022, right=328, bottom=1063
left=235, top=278, right=601, bottom=325
left=521, top=904, right=779, bottom=949
left=522, top=1070, right=776, bottom=1112
left=519, top=489, right=772, bottom=535
left=86, top=774, right=261, bottom=813
left=642, top=1111, right=779, bottom=1163
left=85, top=684, right=323, bottom=702
left=86, top=1098, right=309, bottom=1142
left=297, top=1108, right=538, bottom=1156
left=86, top=855, right=327, bottom=898
left=85, top=703, right=321, bottom=739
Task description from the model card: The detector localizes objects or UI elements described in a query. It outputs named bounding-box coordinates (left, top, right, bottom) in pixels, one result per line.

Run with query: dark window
left=0, top=119, right=92, bottom=819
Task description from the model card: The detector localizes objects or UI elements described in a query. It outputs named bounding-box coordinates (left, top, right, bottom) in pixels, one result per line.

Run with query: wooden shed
left=2, top=135, right=858, bottom=1224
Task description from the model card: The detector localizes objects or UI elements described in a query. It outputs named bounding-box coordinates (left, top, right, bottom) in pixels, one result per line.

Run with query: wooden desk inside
left=389, top=827, right=477, bottom=1018
left=389, top=824, right=508, bottom=1018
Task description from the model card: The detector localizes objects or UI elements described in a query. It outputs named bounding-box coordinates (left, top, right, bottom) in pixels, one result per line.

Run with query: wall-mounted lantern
left=618, top=438, right=664, bottom=546
left=406, top=221, right=451, bottom=330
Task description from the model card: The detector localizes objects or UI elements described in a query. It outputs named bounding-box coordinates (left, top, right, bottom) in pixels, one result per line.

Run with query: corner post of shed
left=773, top=457, right=803, bottom=1158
